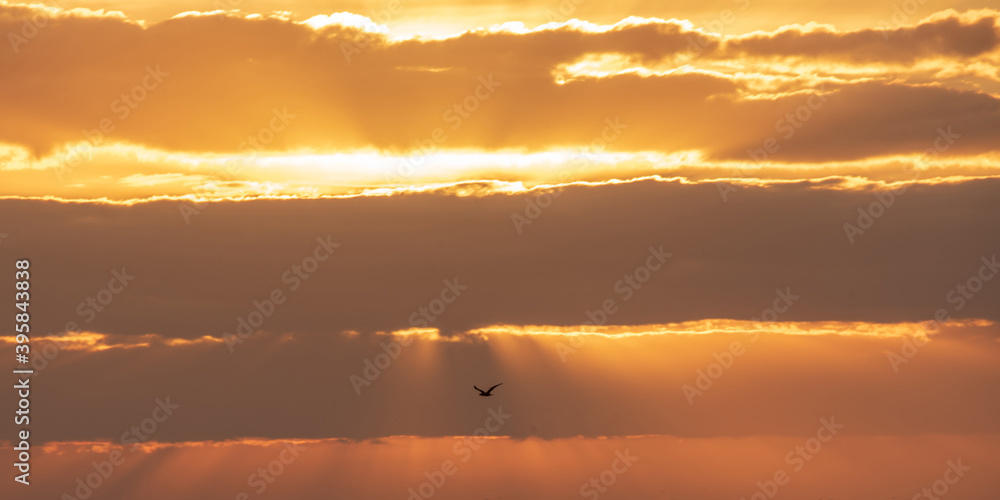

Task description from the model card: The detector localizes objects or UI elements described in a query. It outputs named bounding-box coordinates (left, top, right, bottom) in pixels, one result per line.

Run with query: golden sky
left=1, top=0, right=999, bottom=498
left=0, top=1, right=999, bottom=199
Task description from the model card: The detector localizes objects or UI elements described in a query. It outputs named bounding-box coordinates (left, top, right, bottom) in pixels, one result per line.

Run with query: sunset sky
left=1, top=0, right=999, bottom=498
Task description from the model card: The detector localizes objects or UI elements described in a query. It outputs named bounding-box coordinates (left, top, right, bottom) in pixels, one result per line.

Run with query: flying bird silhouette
left=474, top=383, right=503, bottom=397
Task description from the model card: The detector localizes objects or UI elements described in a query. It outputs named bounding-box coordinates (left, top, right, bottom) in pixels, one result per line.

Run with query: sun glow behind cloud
left=4, top=138, right=1000, bottom=201
left=4, top=319, right=993, bottom=355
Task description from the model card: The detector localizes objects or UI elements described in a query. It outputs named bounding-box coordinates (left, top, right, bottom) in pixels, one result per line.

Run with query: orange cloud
left=1, top=5, right=998, bottom=163
left=6, top=434, right=1000, bottom=500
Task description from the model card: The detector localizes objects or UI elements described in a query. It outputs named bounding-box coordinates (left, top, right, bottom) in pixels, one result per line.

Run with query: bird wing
left=486, top=382, right=503, bottom=394
left=474, top=385, right=484, bottom=393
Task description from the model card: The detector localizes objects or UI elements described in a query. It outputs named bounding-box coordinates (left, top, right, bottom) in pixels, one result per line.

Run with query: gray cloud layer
left=2, top=179, right=1000, bottom=339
